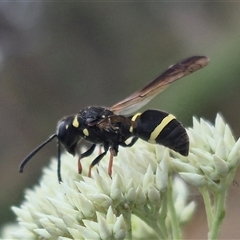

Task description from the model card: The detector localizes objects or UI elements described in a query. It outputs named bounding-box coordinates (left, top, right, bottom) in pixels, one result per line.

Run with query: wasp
left=19, top=56, right=209, bottom=182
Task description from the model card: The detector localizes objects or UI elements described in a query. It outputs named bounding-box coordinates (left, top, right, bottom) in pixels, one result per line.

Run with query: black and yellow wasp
left=19, top=56, right=209, bottom=182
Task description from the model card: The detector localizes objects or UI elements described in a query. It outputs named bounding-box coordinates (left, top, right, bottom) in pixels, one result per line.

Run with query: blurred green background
left=1, top=2, right=240, bottom=239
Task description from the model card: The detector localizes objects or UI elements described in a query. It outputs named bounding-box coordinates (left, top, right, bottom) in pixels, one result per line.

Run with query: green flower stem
left=167, top=175, right=182, bottom=240
left=159, top=192, right=169, bottom=238
left=199, top=187, right=213, bottom=229
left=208, top=169, right=236, bottom=240
left=148, top=217, right=167, bottom=240
left=121, top=208, right=132, bottom=240
left=134, top=208, right=167, bottom=240
left=208, top=191, right=226, bottom=240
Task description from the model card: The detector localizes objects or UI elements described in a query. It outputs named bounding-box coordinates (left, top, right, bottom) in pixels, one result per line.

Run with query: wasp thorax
left=57, top=116, right=81, bottom=156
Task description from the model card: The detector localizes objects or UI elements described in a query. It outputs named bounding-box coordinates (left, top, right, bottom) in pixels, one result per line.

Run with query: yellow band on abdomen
left=148, top=114, right=176, bottom=143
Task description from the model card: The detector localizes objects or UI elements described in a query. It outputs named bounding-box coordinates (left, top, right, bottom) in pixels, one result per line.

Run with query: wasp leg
left=78, top=144, right=96, bottom=174
left=107, top=144, right=120, bottom=177
left=120, top=136, right=138, bottom=148
left=88, top=144, right=109, bottom=177
left=99, top=145, right=102, bottom=155
left=106, top=138, right=139, bottom=177
left=57, top=140, right=62, bottom=183
left=108, top=147, right=116, bottom=177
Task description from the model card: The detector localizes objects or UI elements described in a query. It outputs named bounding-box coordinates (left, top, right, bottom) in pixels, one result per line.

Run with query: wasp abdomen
left=133, top=110, right=189, bottom=156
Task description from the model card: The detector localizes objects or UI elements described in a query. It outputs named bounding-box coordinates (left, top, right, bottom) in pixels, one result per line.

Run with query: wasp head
left=57, top=116, right=81, bottom=156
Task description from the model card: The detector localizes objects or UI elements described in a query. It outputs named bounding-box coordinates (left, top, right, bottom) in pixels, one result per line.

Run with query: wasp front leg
left=78, top=144, right=96, bottom=174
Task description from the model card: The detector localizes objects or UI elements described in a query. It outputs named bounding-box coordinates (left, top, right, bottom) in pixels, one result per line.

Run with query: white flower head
left=2, top=114, right=239, bottom=239
left=3, top=137, right=194, bottom=239
left=172, top=114, right=240, bottom=190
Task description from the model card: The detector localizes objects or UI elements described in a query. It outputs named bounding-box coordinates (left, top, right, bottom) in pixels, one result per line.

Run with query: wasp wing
left=110, top=56, right=209, bottom=115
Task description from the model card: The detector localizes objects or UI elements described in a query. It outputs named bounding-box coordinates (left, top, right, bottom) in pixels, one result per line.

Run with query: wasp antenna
left=19, top=134, right=57, bottom=173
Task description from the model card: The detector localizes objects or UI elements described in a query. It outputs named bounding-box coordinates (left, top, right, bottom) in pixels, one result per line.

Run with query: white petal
left=39, top=217, right=64, bottom=237
left=96, top=212, right=112, bottom=239
left=215, top=139, right=227, bottom=160
left=82, top=220, right=99, bottom=235
left=135, top=186, right=147, bottom=206
left=77, top=194, right=95, bottom=218
left=67, top=227, right=83, bottom=239
left=143, top=165, right=154, bottom=189
left=47, top=216, right=67, bottom=232
left=147, top=185, right=161, bottom=205
left=179, top=173, right=207, bottom=187
left=75, top=224, right=100, bottom=239
left=86, top=194, right=112, bottom=208
left=228, top=138, right=240, bottom=168
left=155, top=164, right=168, bottom=192
left=179, top=201, right=196, bottom=223
left=213, top=155, right=229, bottom=176
left=110, top=174, right=124, bottom=202
left=126, top=187, right=137, bottom=202
left=215, top=113, right=226, bottom=135
left=113, top=215, right=127, bottom=239
left=106, top=206, right=117, bottom=224
left=190, top=148, right=213, bottom=166
left=223, top=124, right=236, bottom=147
left=171, top=159, right=198, bottom=173
left=34, top=228, right=51, bottom=239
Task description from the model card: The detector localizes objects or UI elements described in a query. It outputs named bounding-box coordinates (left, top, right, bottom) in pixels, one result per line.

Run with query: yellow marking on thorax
left=148, top=114, right=176, bottom=143
left=72, top=115, right=79, bottom=128
left=130, top=113, right=141, bottom=133
left=83, top=128, right=89, bottom=136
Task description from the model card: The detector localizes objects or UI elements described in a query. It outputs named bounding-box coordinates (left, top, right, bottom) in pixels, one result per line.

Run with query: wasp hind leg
left=78, top=144, right=96, bottom=174
left=107, top=145, right=120, bottom=177
left=106, top=137, right=138, bottom=177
